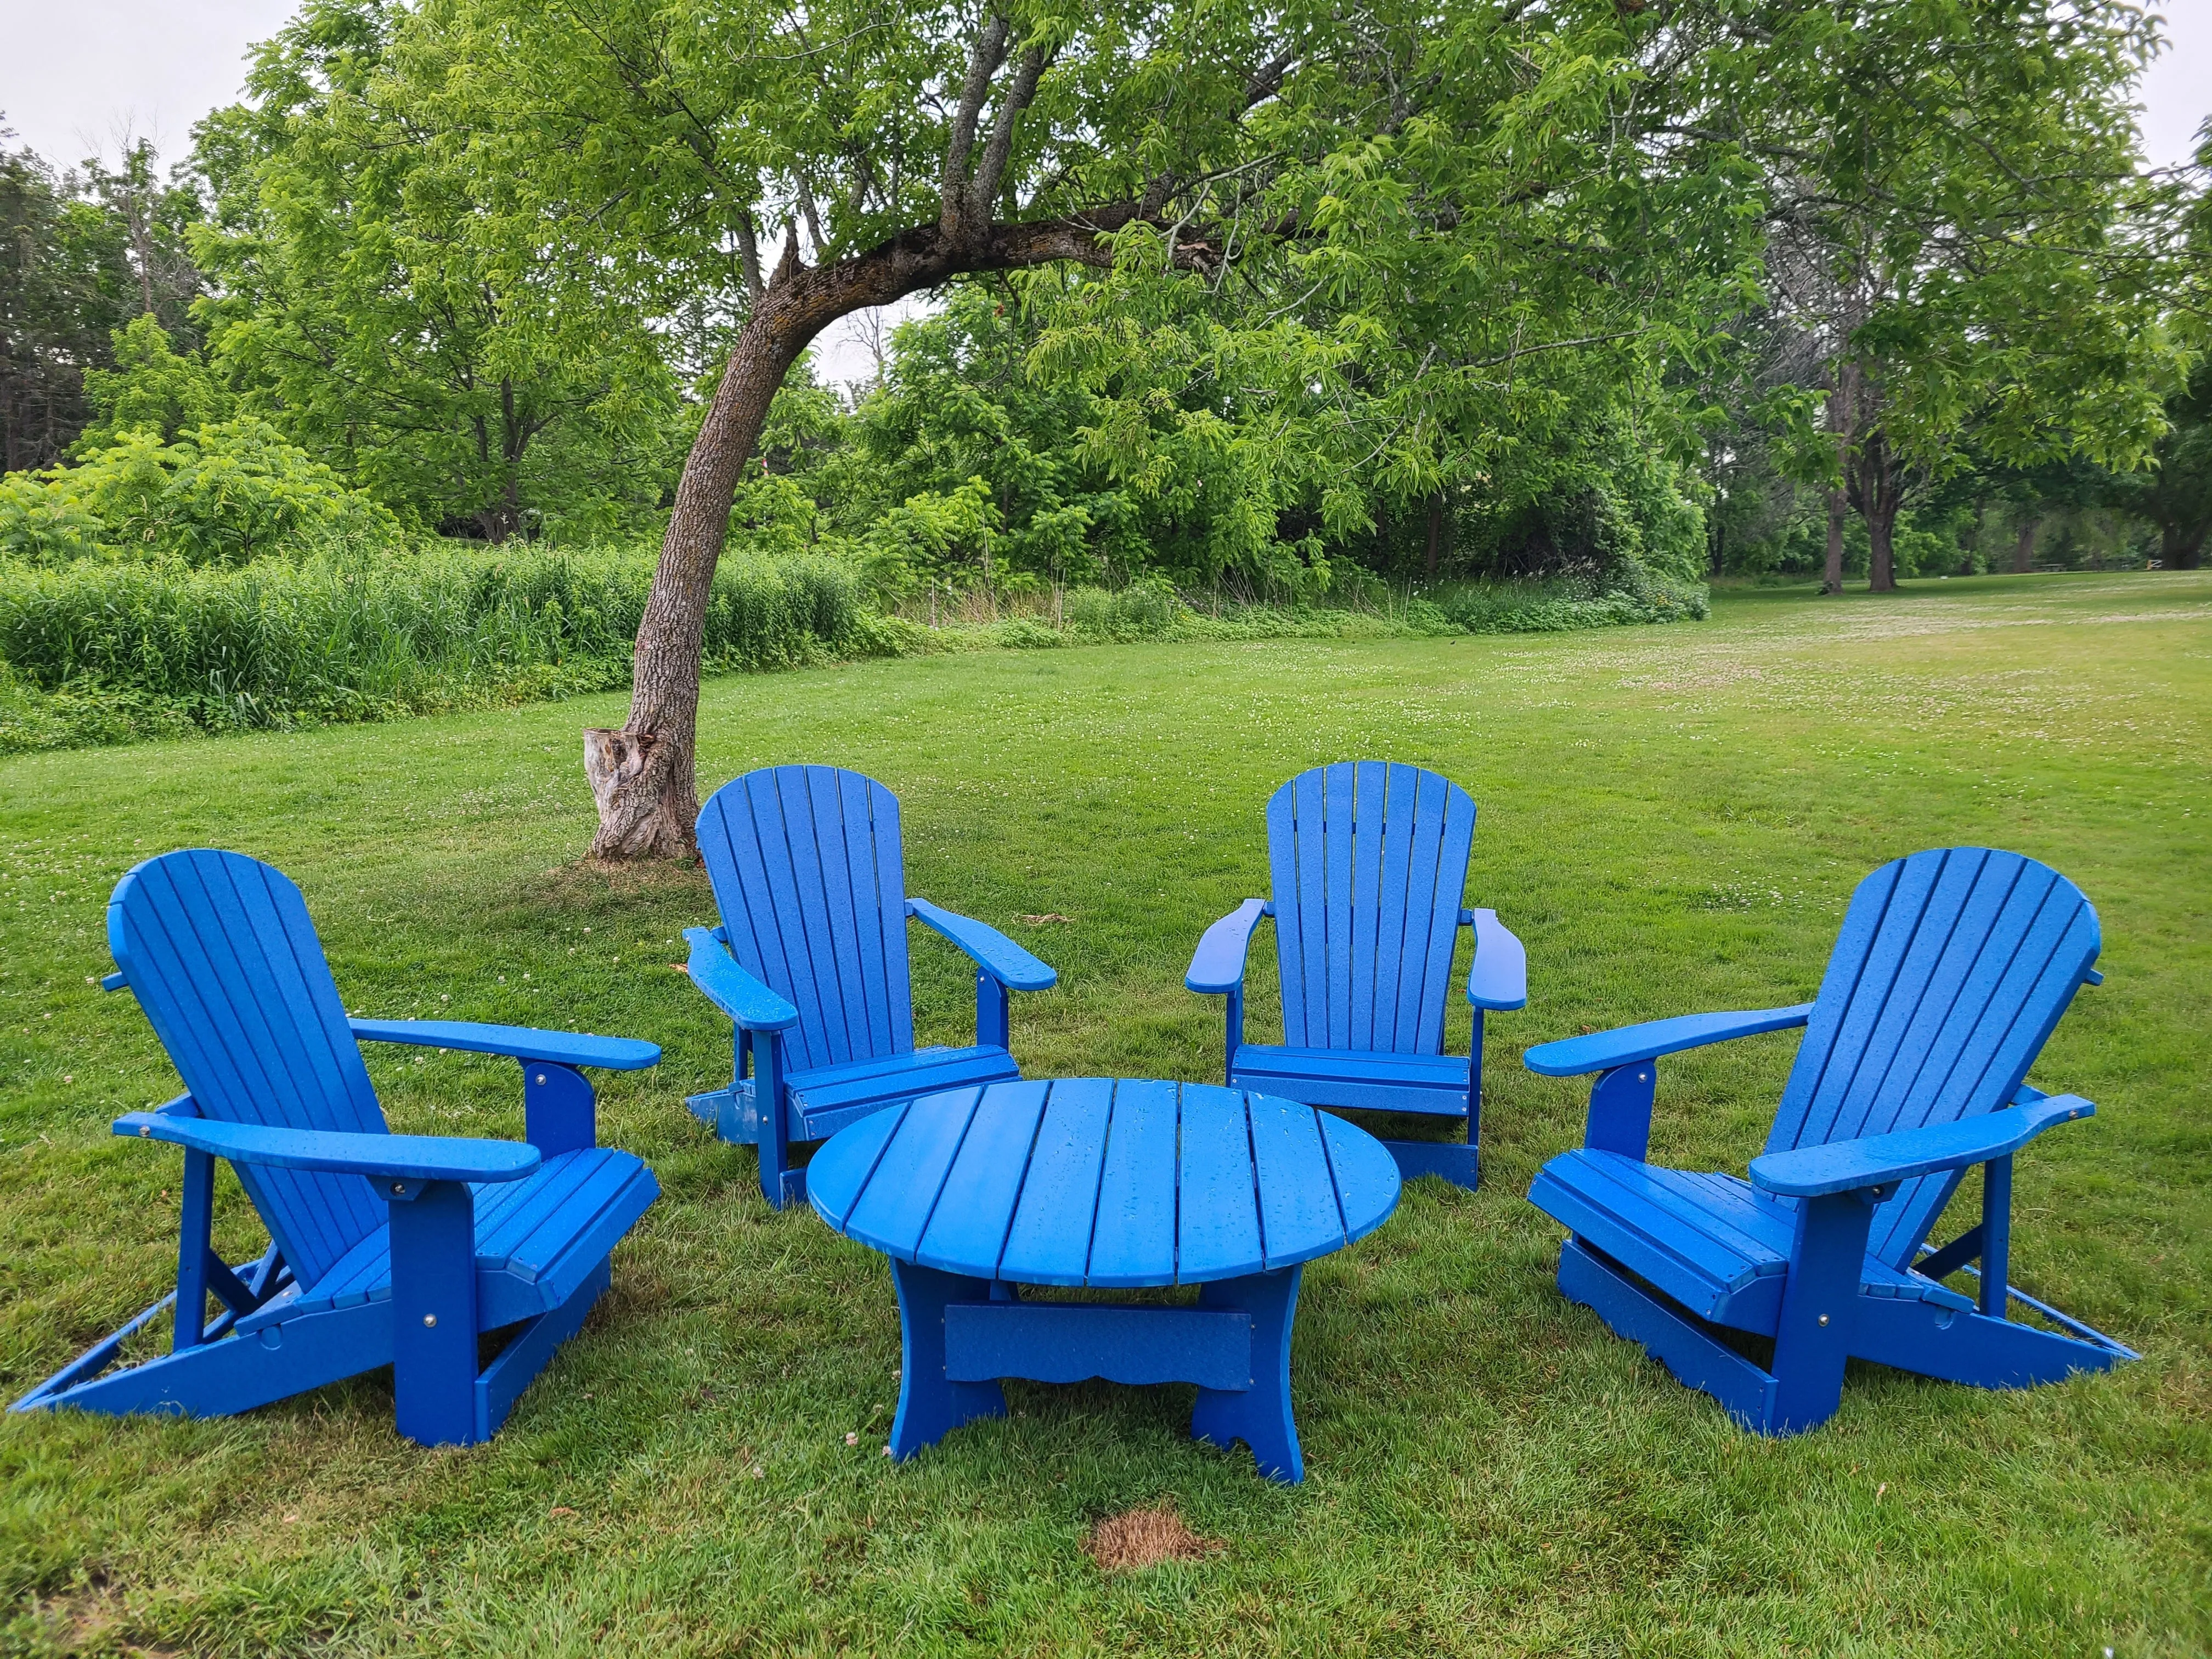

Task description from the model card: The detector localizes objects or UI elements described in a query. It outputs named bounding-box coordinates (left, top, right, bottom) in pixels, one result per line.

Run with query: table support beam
left=1192, top=1266, right=1304, bottom=1482
left=887, top=1261, right=1007, bottom=1460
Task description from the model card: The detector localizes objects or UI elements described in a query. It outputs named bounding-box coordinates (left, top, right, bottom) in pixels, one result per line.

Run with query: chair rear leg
left=474, top=1259, right=612, bottom=1440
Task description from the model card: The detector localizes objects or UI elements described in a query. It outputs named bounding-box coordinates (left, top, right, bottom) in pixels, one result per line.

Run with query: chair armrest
left=1186, top=899, right=1269, bottom=994
left=681, top=928, right=801, bottom=1031
left=1749, top=1095, right=2094, bottom=1198
left=113, top=1111, right=541, bottom=1183
left=1465, top=909, right=1527, bottom=1011
left=1523, top=1004, right=1814, bottom=1077
left=351, top=1019, right=659, bottom=1071
left=907, top=898, right=1058, bottom=991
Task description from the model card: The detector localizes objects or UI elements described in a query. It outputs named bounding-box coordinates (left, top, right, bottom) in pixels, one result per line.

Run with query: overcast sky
left=5, top=0, right=2207, bottom=388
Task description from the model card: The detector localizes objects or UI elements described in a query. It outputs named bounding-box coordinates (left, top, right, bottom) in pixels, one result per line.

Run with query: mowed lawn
left=1, top=573, right=2207, bottom=1657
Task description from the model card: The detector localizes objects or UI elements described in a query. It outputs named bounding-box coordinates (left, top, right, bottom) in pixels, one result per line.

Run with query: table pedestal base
left=887, top=1260, right=1306, bottom=1482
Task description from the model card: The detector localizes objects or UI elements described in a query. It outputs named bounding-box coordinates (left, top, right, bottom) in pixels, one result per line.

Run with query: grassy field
left=0, top=572, right=2205, bottom=1657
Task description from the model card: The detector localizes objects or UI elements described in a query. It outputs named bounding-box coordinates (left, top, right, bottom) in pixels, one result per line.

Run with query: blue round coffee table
left=808, top=1077, right=1401, bottom=1482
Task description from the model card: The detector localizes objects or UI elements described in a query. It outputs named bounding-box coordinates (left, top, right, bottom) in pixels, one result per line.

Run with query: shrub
left=0, top=420, right=401, bottom=566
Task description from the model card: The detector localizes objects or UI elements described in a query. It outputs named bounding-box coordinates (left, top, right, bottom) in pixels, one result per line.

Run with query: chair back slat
left=1266, top=762, right=1477, bottom=1055
left=696, top=765, right=916, bottom=1074
left=108, top=850, right=388, bottom=1287
left=1765, top=848, right=2101, bottom=1266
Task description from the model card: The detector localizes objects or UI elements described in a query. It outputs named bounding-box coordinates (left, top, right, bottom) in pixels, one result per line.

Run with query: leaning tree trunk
left=585, top=295, right=820, bottom=859
left=584, top=210, right=1164, bottom=859
left=2012, top=516, right=2040, bottom=573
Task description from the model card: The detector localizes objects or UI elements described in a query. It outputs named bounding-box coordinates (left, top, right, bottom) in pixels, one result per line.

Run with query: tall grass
left=0, top=543, right=878, bottom=751
left=0, top=539, right=1712, bottom=754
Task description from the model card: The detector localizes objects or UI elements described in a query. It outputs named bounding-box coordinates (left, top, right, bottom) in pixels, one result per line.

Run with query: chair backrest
left=108, top=850, right=389, bottom=1289
left=695, top=765, right=916, bottom=1075
left=1266, top=761, right=1478, bottom=1055
left=1764, top=847, right=2101, bottom=1266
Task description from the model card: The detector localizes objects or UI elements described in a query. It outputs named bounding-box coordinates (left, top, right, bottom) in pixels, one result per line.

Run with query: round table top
left=808, top=1077, right=1402, bottom=1288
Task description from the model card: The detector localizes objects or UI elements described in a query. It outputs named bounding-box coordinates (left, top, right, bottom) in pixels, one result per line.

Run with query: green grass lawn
left=2, top=572, right=2206, bottom=1657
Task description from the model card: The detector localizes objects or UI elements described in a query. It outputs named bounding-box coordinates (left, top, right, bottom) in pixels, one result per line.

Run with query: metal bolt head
left=391, top=1181, right=405, bottom=1194
left=1639, top=1072, right=1648, bottom=1082
left=1818, top=1314, right=1830, bottom=1327
left=140, top=1126, right=152, bottom=1137
left=423, top=1313, right=437, bottom=1328
left=535, top=1073, right=546, bottom=1085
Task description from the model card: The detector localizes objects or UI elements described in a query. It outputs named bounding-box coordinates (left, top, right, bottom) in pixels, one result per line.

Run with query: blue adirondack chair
left=1184, top=761, right=1527, bottom=1188
left=682, top=764, right=1059, bottom=1208
left=11, top=849, right=662, bottom=1447
left=1524, top=846, right=2136, bottom=1436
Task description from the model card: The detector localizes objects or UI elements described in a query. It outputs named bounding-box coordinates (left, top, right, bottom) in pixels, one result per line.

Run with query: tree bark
left=2012, top=515, right=2039, bottom=573
left=1821, top=363, right=1855, bottom=596
left=1424, top=493, right=1446, bottom=579
left=1824, top=486, right=1847, bottom=595
left=587, top=207, right=1180, bottom=860
left=1849, top=426, right=1903, bottom=593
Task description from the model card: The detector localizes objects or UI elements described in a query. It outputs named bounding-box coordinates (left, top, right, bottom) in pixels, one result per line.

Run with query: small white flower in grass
left=499, top=977, right=506, bottom=984
left=751, top=1465, right=765, bottom=1480
left=882, top=1445, right=893, bottom=1458
left=63, top=1074, right=72, bottom=1084
left=845, top=1431, right=859, bottom=1447
left=522, top=973, right=530, bottom=981
left=441, top=994, right=449, bottom=1002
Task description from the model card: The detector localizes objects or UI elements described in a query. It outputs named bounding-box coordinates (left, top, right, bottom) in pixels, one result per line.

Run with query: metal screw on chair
left=1818, top=1314, right=1830, bottom=1326
left=423, top=1314, right=437, bottom=1328
left=140, top=1126, right=152, bottom=1137
left=391, top=1182, right=405, bottom=1194
left=1639, top=1072, right=1648, bottom=1081
left=535, top=1073, right=546, bottom=1085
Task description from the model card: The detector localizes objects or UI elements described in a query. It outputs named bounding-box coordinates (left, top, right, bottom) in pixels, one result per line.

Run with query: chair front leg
left=975, top=969, right=1011, bottom=1051
left=1223, top=986, right=1245, bottom=1085
left=1466, top=1009, right=1486, bottom=1148
left=388, top=1179, right=481, bottom=1446
left=1978, top=1154, right=2013, bottom=1318
left=522, top=1061, right=597, bottom=1156
left=1768, top=1186, right=1881, bottom=1436
left=174, top=1148, right=217, bottom=1351
left=1584, top=1062, right=1658, bottom=1161
left=754, top=1029, right=793, bottom=1209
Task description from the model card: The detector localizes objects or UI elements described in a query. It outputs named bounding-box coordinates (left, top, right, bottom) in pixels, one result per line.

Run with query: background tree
left=1708, top=2, right=2185, bottom=591
left=193, top=1, right=684, bottom=543
left=0, top=128, right=205, bottom=471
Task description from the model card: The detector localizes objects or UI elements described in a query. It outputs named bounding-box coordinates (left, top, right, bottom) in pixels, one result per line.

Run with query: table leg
left=888, top=1260, right=1007, bottom=1460
left=1190, top=1264, right=1304, bottom=1483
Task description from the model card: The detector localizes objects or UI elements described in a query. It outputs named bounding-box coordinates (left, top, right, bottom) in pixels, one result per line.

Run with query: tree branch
left=941, top=12, right=1012, bottom=238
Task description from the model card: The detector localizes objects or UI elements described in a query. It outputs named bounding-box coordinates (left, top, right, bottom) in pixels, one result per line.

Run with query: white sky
left=4, top=0, right=2207, bottom=390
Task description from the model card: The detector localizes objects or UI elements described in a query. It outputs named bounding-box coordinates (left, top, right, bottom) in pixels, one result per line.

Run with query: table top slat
left=1177, top=1083, right=1266, bottom=1281
left=996, top=1078, right=1115, bottom=1285
left=803, top=1100, right=910, bottom=1230
left=1250, top=1098, right=1346, bottom=1269
left=842, top=1086, right=985, bottom=1259
left=1318, top=1111, right=1402, bottom=1246
left=916, top=1080, right=1051, bottom=1276
left=1087, top=1080, right=1181, bottom=1288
